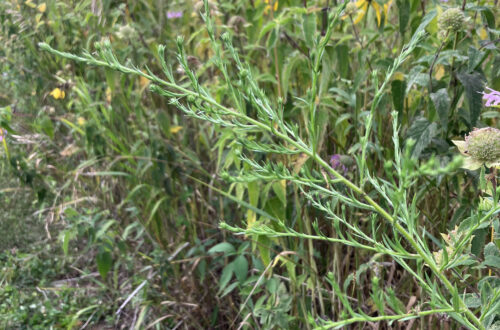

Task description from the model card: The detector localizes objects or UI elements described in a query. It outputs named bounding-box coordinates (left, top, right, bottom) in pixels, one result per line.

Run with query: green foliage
left=1, top=0, right=500, bottom=328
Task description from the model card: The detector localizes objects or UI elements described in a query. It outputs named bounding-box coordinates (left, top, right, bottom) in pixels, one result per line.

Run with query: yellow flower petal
left=37, top=3, right=46, bottom=13
left=49, top=88, right=65, bottom=100
left=372, top=1, right=382, bottom=27
left=353, top=2, right=368, bottom=24
left=77, top=117, right=86, bottom=126
left=170, top=126, right=183, bottom=134
left=383, top=1, right=392, bottom=25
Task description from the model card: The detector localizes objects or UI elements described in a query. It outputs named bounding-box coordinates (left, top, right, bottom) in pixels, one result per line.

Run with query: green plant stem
left=318, top=307, right=460, bottom=329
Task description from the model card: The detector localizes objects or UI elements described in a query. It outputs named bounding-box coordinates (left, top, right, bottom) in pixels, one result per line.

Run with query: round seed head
left=438, top=8, right=466, bottom=34
left=465, top=127, right=500, bottom=162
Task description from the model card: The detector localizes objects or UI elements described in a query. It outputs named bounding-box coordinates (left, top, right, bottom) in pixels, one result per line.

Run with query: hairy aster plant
left=452, top=127, right=500, bottom=170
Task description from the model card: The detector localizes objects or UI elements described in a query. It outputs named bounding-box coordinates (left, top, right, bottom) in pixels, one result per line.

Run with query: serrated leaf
left=430, top=88, right=450, bottom=129
left=406, top=117, right=438, bottom=158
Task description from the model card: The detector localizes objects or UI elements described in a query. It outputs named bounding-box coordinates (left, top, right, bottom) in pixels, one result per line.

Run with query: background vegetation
left=0, top=0, right=499, bottom=328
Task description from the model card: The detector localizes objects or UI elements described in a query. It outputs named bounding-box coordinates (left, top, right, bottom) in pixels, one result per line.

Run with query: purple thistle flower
left=330, top=154, right=348, bottom=176
left=482, top=87, right=500, bottom=107
left=167, top=11, right=183, bottom=19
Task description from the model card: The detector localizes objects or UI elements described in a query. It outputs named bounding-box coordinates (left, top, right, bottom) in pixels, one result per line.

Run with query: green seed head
left=438, top=8, right=466, bottom=34
left=465, top=127, right=500, bottom=162
left=345, top=3, right=358, bottom=16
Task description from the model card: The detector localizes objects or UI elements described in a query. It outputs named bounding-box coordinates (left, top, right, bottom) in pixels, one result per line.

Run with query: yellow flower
left=264, top=0, right=278, bottom=15
left=350, top=0, right=392, bottom=26
left=49, top=88, right=65, bottom=100
left=170, top=126, right=183, bottom=134
left=37, top=2, right=46, bottom=13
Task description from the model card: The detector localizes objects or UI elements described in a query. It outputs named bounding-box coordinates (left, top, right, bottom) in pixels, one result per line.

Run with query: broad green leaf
left=336, top=44, right=349, bottom=79
left=430, top=88, right=450, bottom=129
left=257, top=235, right=272, bottom=267
left=218, top=263, right=234, bottom=293
left=302, top=13, right=316, bottom=48
left=463, top=294, right=481, bottom=308
left=471, top=228, right=487, bottom=257
left=482, top=255, right=500, bottom=269
left=484, top=242, right=500, bottom=257
left=96, top=248, right=112, bottom=280
left=232, top=255, right=248, bottom=283
left=415, top=9, right=437, bottom=40
left=397, top=0, right=410, bottom=35
left=406, top=117, right=438, bottom=158
left=391, top=79, right=406, bottom=115
left=457, top=71, right=485, bottom=127
left=40, top=115, right=54, bottom=139
left=62, top=231, right=70, bottom=256
left=208, top=242, right=235, bottom=255
left=468, top=46, right=484, bottom=73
